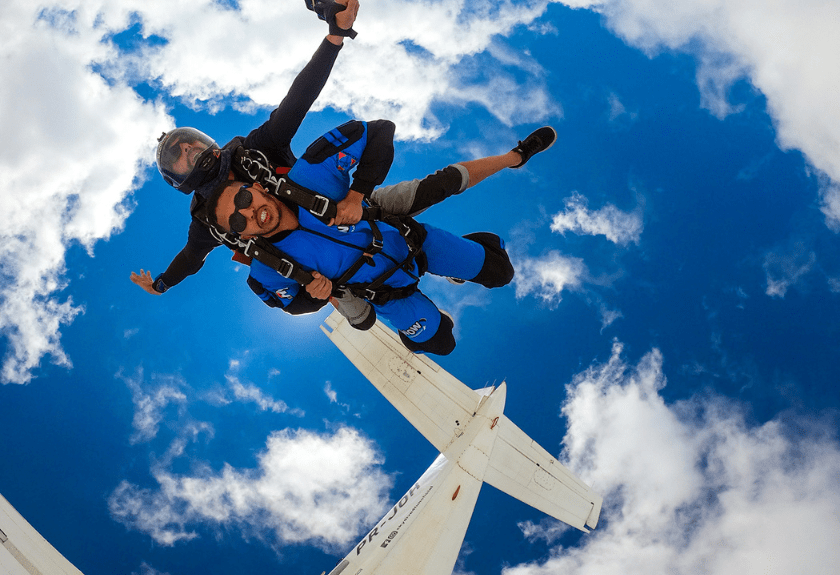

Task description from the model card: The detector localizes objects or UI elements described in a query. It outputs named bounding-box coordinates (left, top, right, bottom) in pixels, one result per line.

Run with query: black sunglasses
left=228, top=185, right=253, bottom=233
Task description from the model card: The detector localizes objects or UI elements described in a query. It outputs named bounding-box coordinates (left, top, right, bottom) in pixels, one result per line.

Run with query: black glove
left=304, top=0, right=358, bottom=39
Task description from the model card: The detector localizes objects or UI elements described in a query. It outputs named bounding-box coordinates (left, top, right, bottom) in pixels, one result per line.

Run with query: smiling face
left=214, top=182, right=296, bottom=238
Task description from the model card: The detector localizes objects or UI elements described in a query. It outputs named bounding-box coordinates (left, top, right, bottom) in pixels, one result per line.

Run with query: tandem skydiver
left=203, top=119, right=557, bottom=355
left=130, top=0, right=360, bottom=316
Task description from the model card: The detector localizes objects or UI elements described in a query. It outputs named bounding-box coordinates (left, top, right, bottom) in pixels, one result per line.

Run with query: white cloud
left=503, top=341, right=840, bottom=575
left=819, top=178, right=840, bottom=232
left=513, top=250, right=587, bottom=304
left=598, top=303, right=623, bottom=332
left=132, top=562, right=170, bottom=575
left=0, top=1, right=170, bottom=384
left=607, top=93, right=637, bottom=124
left=104, top=0, right=559, bottom=140
left=119, top=368, right=188, bottom=445
left=228, top=376, right=301, bottom=415
left=325, top=382, right=338, bottom=403
left=109, top=427, right=392, bottom=549
left=550, top=0, right=840, bottom=230
left=550, top=193, right=644, bottom=246
left=762, top=242, right=816, bottom=298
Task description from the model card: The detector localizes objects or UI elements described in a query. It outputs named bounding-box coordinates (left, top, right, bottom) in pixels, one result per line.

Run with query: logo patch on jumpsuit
left=336, top=151, right=357, bottom=171
left=401, top=318, right=427, bottom=339
left=274, top=288, right=294, bottom=300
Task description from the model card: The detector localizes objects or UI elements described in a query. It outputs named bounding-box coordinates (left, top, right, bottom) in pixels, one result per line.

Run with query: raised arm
left=244, top=0, right=359, bottom=167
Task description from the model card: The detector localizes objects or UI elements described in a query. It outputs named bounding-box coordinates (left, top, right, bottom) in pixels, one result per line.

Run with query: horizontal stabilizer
left=485, top=417, right=602, bottom=531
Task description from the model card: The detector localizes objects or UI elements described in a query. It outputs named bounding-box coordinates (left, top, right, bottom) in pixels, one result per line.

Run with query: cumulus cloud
left=513, top=251, right=587, bottom=304
left=550, top=193, right=644, bottom=246
left=0, top=2, right=169, bottom=384
left=109, top=427, right=392, bottom=549
left=503, top=341, right=840, bottom=575
left=762, top=242, right=816, bottom=298
left=551, top=0, right=840, bottom=229
left=103, top=0, right=558, bottom=140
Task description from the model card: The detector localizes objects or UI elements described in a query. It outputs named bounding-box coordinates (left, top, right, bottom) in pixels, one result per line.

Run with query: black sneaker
left=511, top=126, right=557, bottom=168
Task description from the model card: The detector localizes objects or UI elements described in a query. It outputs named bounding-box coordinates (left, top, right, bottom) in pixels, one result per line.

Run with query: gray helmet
left=156, top=127, right=221, bottom=193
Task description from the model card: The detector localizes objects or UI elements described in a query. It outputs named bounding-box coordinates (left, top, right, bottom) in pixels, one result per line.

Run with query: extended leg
left=370, top=126, right=556, bottom=216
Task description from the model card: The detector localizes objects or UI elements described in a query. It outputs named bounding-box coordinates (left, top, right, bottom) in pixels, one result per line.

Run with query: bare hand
left=130, top=269, right=162, bottom=295
left=305, top=271, right=333, bottom=300
left=335, top=0, right=359, bottom=30
left=329, top=190, right=364, bottom=226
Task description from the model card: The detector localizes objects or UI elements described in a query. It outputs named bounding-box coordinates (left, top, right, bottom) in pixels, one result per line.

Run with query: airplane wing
left=1, top=492, right=85, bottom=575
left=321, top=312, right=485, bottom=454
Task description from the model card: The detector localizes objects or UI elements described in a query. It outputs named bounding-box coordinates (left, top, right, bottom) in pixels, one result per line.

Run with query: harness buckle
left=242, top=238, right=258, bottom=257
left=277, top=259, right=296, bottom=278
left=371, top=237, right=384, bottom=251
left=310, top=195, right=330, bottom=218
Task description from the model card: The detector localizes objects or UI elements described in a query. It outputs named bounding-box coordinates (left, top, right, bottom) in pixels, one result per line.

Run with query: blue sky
left=1, top=1, right=839, bottom=574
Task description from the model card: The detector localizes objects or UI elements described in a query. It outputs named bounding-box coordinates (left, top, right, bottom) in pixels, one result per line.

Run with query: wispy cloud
left=118, top=368, right=188, bottom=445
left=109, top=427, right=392, bottom=549
left=550, top=193, right=644, bottom=246
left=505, top=341, right=840, bottom=575
left=762, top=242, right=816, bottom=298
left=228, top=376, right=302, bottom=416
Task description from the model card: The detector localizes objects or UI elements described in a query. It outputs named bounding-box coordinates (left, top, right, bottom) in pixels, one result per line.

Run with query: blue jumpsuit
left=248, top=122, right=503, bottom=351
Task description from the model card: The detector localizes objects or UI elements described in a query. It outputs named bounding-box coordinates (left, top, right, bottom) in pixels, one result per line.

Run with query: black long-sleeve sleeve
left=158, top=38, right=342, bottom=290
left=244, top=38, right=343, bottom=168
left=351, top=119, right=396, bottom=196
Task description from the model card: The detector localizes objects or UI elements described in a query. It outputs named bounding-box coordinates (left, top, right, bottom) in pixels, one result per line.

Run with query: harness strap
left=222, top=145, right=430, bottom=300
left=235, top=146, right=385, bottom=224
left=344, top=282, right=419, bottom=306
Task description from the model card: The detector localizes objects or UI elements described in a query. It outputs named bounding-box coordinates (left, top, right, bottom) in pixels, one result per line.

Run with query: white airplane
left=1, top=492, right=85, bottom=575
left=321, top=310, right=602, bottom=575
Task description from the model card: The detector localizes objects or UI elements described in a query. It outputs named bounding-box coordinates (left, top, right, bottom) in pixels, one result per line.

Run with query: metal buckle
left=371, top=238, right=383, bottom=251
left=242, top=238, right=258, bottom=257
left=310, top=195, right=330, bottom=218
left=278, top=259, right=295, bottom=278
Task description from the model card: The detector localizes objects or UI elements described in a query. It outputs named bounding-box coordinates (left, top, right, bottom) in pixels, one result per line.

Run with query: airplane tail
left=321, top=309, right=602, bottom=536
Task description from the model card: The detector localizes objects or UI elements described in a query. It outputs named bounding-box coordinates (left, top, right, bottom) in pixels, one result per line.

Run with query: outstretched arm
left=244, top=0, right=360, bottom=167
left=129, top=221, right=219, bottom=294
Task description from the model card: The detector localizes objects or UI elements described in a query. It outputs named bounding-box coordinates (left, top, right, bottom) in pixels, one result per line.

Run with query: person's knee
left=398, top=311, right=456, bottom=356
left=464, top=232, right=514, bottom=288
